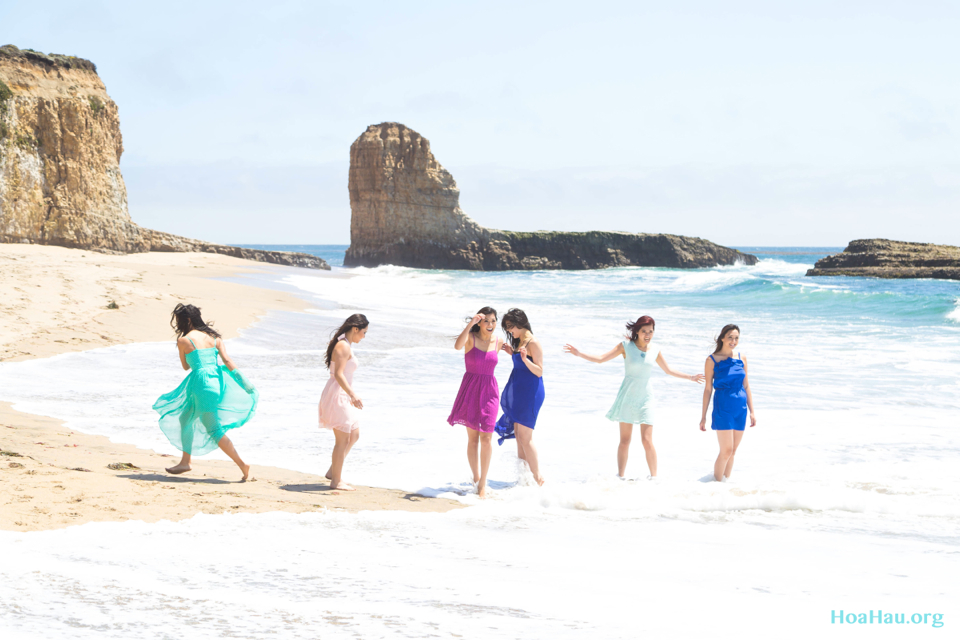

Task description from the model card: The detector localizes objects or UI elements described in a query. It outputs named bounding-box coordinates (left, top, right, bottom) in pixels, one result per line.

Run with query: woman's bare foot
left=165, top=464, right=191, bottom=475
left=240, top=464, right=252, bottom=482
left=478, top=481, right=488, bottom=499
left=534, top=474, right=545, bottom=486
left=330, top=481, right=355, bottom=491
left=325, top=467, right=333, bottom=480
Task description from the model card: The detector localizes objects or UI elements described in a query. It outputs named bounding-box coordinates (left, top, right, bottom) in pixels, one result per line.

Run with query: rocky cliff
left=806, top=239, right=960, bottom=280
left=344, top=122, right=756, bottom=270
left=0, top=46, right=328, bottom=270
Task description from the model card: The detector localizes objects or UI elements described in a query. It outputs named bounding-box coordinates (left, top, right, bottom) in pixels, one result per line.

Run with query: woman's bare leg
left=478, top=432, right=493, bottom=498
left=639, top=423, right=656, bottom=478
left=515, top=424, right=543, bottom=485
left=165, top=452, right=192, bottom=474
left=617, top=423, right=633, bottom=478
left=714, top=431, right=734, bottom=481
left=329, top=429, right=357, bottom=491
left=722, top=430, right=745, bottom=479
left=326, top=429, right=360, bottom=479
left=217, top=436, right=251, bottom=481
left=466, top=427, right=481, bottom=484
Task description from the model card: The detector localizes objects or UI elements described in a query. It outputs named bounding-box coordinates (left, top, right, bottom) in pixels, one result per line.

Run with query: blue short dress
left=710, top=353, right=747, bottom=431
left=495, top=351, right=545, bottom=445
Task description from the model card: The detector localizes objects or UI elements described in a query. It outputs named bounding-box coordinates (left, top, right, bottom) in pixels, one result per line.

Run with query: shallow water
left=1, top=248, right=957, bottom=638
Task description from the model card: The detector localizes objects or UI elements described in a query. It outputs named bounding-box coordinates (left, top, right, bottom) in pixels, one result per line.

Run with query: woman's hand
left=690, top=373, right=705, bottom=384
left=469, top=314, right=483, bottom=327
left=562, top=344, right=580, bottom=357
left=519, top=346, right=528, bottom=360
left=699, top=418, right=707, bottom=432
left=501, top=343, right=514, bottom=355
left=749, top=412, right=756, bottom=427
left=349, top=394, right=364, bottom=410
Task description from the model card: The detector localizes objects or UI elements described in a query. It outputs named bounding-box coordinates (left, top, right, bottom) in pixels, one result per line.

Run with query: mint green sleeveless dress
left=605, top=341, right=660, bottom=425
left=153, top=339, right=258, bottom=455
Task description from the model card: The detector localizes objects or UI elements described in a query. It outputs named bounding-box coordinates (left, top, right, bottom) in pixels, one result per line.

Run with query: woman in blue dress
left=699, top=324, right=756, bottom=481
left=565, top=315, right=704, bottom=479
left=495, top=309, right=546, bottom=486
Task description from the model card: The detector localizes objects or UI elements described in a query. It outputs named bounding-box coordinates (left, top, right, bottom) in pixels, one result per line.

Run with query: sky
left=2, top=1, right=959, bottom=246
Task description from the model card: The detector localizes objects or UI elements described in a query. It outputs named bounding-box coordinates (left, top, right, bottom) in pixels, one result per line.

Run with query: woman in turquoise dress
left=700, top=324, right=756, bottom=482
left=153, top=304, right=258, bottom=481
left=565, top=316, right=704, bottom=479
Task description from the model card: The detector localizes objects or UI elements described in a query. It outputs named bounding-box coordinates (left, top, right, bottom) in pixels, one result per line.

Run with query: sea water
left=1, top=247, right=958, bottom=638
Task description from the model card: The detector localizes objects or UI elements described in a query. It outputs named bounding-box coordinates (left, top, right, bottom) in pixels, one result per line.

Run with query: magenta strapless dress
left=447, top=337, right=500, bottom=433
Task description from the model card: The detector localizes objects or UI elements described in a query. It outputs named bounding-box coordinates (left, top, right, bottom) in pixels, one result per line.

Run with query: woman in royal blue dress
left=699, top=324, right=756, bottom=481
left=495, top=309, right=546, bottom=486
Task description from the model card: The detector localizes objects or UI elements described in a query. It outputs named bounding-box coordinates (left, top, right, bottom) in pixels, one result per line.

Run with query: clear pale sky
left=3, top=1, right=959, bottom=246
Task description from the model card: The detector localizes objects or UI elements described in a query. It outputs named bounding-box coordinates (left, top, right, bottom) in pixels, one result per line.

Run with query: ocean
left=1, top=246, right=957, bottom=638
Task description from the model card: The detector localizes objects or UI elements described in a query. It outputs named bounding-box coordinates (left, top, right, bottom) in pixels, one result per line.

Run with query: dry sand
left=0, top=244, right=461, bottom=531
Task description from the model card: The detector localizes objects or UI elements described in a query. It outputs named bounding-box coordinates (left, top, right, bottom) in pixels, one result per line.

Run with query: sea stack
left=344, top=122, right=756, bottom=270
left=807, top=239, right=960, bottom=280
left=0, top=45, right=328, bottom=269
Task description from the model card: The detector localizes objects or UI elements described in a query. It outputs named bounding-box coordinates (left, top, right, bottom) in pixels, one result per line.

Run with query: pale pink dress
left=319, top=347, right=360, bottom=433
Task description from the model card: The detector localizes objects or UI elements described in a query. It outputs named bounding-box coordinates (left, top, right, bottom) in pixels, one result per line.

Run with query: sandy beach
left=0, top=244, right=461, bottom=532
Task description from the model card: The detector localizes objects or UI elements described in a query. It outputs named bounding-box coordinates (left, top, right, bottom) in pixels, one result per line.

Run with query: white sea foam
left=1, top=258, right=958, bottom=637
left=948, top=299, right=960, bottom=323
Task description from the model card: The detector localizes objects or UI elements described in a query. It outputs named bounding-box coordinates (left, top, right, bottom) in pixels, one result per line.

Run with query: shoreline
left=0, top=244, right=461, bottom=531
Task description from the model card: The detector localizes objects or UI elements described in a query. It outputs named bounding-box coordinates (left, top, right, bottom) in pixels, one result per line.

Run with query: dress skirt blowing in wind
left=153, top=346, right=258, bottom=456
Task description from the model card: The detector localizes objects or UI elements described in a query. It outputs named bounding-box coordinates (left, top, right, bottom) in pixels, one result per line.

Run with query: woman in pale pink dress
left=319, top=314, right=368, bottom=491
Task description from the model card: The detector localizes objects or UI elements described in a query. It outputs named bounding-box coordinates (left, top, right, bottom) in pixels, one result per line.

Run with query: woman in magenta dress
left=319, top=314, right=369, bottom=491
left=448, top=307, right=501, bottom=498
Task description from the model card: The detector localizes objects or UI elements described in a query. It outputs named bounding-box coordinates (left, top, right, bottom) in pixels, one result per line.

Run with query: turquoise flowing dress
left=153, top=340, right=258, bottom=455
left=605, top=341, right=660, bottom=425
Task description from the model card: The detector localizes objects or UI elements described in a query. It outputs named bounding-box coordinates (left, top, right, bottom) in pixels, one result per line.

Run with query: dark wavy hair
left=713, top=324, right=740, bottom=354
left=501, top=308, right=533, bottom=350
left=625, top=315, right=655, bottom=341
left=171, top=303, right=221, bottom=339
left=468, top=306, right=498, bottom=333
left=325, top=314, right=369, bottom=369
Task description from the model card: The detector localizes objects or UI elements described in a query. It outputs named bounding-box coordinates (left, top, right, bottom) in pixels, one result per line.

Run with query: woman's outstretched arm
left=699, top=357, right=715, bottom=431
left=656, top=352, right=705, bottom=383
left=563, top=342, right=624, bottom=364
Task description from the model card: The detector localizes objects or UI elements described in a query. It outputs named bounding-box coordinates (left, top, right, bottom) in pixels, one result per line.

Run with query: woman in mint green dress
left=564, top=316, right=703, bottom=479
left=153, top=304, right=258, bottom=481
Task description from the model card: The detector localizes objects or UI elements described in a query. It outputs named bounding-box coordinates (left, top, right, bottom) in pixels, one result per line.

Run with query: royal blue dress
left=710, top=353, right=747, bottom=431
left=495, top=351, right=545, bottom=445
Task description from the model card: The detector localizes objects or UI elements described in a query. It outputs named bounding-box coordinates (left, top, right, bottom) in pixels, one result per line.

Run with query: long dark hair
left=468, top=306, right=497, bottom=333
left=325, top=314, right=369, bottom=368
left=625, top=315, right=655, bottom=341
left=501, top=308, right=533, bottom=350
left=171, top=303, right=221, bottom=339
left=713, top=324, right=740, bottom=354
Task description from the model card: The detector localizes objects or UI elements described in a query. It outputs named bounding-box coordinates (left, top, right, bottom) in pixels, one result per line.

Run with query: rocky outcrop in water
left=344, top=122, right=756, bottom=270
left=806, top=239, right=960, bottom=280
left=0, top=46, right=328, bottom=269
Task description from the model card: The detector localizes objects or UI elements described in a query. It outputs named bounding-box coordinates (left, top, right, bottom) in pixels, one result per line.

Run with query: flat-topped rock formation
left=807, top=239, right=960, bottom=280
left=344, top=122, right=756, bottom=270
left=0, top=46, right=328, bottom=270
